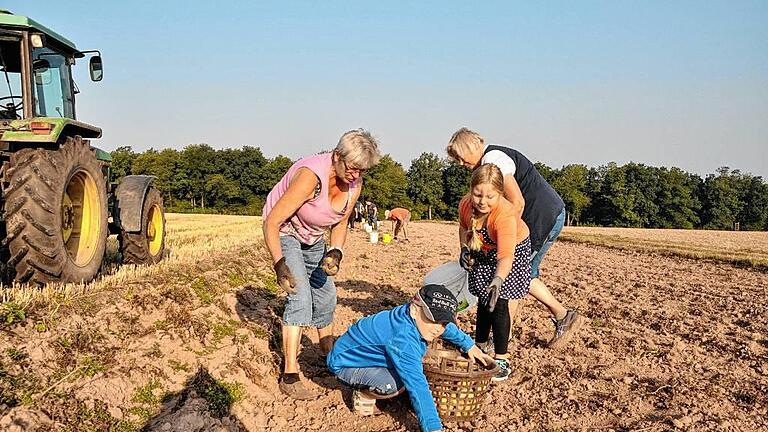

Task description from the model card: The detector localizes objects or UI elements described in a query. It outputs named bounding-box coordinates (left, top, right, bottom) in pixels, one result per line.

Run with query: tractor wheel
left=3, top=136, right=108, bottom=285
left=119, top=187, right=166, bottom=265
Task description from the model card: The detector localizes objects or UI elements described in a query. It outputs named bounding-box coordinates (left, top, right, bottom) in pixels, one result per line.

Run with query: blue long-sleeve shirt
left=327, top=304, right=475, bottom=432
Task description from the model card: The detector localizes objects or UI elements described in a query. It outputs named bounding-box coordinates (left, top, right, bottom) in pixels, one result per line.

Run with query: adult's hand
left=321, top=248, right=343, bottom=276
left=485, top=276, right=504, bottom=312
left=459, top=246, right=474, bottom=271
left=466, top=345, right=495, bottom=368
left=274, top=257, right=297, bottom=294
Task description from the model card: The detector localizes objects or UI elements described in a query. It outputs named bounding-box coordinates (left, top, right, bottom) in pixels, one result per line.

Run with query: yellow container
left=382, top=233, right=392, bottom=244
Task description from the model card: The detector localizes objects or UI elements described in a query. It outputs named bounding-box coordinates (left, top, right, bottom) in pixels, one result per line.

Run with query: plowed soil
left=1, top=217, right=766, bottom=432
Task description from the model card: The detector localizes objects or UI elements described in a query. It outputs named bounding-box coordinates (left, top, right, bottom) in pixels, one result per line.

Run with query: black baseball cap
left=415, top=284, right=458, bottom=324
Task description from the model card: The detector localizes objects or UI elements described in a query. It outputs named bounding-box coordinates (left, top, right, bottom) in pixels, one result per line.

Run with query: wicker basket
left=423, top=343, right=499, bottom=422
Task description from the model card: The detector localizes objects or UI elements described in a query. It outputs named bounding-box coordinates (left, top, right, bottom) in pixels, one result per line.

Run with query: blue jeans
left=529, top=207, right=566, bottom=279
left=280, top=235, right=336, bottom=327
left=336, top=367, right=404, bottom=395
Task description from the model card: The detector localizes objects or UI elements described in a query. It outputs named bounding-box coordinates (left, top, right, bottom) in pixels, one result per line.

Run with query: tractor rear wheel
left=3, top=136, right=108, bottom=285
left=119, top=187, right=166, bottom=265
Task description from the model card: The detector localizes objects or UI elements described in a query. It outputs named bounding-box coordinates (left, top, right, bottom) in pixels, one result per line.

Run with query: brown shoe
left=279, top=376, right=316, bottom=400
left=548, top=310, right=587, bottom=349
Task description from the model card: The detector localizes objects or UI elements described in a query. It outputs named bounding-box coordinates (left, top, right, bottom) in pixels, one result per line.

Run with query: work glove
left=459, top=246, right=475, bottom=271
left=485, top=276, right=504, bottom=313
left=274, top=257, right=297, bottom=294
left=321, top=248, right=343, bottom=276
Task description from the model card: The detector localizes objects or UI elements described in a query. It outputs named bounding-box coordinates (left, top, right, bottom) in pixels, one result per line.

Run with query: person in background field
left=384, top=207, right=411, bottom=241
left=327, top=284, right=495, bottom=432
left=458, top=164, right=531, bottom=381
left=348, top=200, right=362, bottom=230
left=366, top=201, right=378, bottom=227
left=262, top=129, right=381, bottom=399
left=447, top=127, right=586, bottom=350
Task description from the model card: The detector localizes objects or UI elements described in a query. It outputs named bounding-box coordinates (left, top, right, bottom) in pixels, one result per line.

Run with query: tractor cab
left=0, top=9, right=101, bottom=126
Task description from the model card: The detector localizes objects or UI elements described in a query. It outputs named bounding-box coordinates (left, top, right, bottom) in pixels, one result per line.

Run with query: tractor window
left=0, top=38, right=23, bottom=119
left=32, top=47, right=74, bottom=119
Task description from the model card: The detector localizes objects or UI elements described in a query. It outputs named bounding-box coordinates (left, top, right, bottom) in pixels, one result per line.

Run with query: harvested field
left=1, top=215, right=767, bottom=431
left=560, top=226, right=768, bottom=270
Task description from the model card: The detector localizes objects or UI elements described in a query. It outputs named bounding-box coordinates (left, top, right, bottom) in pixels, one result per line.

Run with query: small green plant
left=132, top=379, right=162, bottom=405
left=80, top=356, right=107, bottom=377
left=212, top=320, right=240, bottom=344
left=0, top=302, right=26, bottom=326
left=5, top=347, right=27, bottom=362
left=191, top=277, right=216, bottom=305
left=168, top=359, right=192, bottom=373
left=227, top=272, right=247, bottom=287
left=261, top=273, right=280, bottom=297
left=153, top=320, right=170, bottom=331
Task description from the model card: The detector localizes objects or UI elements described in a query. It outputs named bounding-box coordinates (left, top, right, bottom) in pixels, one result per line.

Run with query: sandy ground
left=1, top=219, right=767, bottom=431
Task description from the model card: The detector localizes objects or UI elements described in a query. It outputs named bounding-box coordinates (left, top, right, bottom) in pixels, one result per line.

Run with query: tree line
left=112, top=145, right=768, bottom=231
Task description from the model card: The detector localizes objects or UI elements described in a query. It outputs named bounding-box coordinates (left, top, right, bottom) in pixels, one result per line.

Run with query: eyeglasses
left=342, top=159, right=367, bottom=175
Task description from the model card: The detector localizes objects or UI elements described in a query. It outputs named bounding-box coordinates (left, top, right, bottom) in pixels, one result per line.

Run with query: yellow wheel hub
left=62, top=170, right=101, bottom=267
left=147, top=203, right=164, bottom=256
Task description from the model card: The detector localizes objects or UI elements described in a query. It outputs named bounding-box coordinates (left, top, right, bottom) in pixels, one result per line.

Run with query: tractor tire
left=3, top=136, right=108, bottom=285
left=119, top=187, right=166, bottom=265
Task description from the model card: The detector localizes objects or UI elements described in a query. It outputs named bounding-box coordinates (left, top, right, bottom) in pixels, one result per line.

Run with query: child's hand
left=466, top=345, right=495, bottom=368
left=485, top=276, right=503, bottom=312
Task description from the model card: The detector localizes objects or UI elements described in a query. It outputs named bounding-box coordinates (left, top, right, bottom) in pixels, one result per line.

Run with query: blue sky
left=6, top=1, right=768, bottom=177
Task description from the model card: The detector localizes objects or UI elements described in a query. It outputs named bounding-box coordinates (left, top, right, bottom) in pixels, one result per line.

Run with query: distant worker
left=327, top=284, right=495, bottom=430
left=447, top=127, right=586, bottom=349
left=262, top=129, right=381, bottom=399
left=366, top=201, right=378, bottom=227
left=384, top=208, right=411, bottom=241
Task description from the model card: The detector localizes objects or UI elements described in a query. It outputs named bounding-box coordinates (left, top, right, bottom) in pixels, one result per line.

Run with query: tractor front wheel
left=3, top=136, right=108, bottom=285
left=119, top=187, right=166, bottom=265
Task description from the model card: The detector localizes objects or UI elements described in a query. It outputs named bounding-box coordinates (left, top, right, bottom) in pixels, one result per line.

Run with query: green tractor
left=0, top=10, right=166, bottom=286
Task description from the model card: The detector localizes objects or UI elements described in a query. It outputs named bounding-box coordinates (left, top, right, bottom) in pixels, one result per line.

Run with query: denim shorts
left=336, top=367, right=403, bottom=395
left=280, top=235, right=336, bottom=328
left=529, top=207, right=566, bottom=279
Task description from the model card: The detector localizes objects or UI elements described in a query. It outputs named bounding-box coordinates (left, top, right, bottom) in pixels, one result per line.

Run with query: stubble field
left=1, top=214, right=766, bottom=431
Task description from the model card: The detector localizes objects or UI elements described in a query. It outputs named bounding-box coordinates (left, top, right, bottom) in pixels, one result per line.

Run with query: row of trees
left=112, top=145, right=768, bottom=230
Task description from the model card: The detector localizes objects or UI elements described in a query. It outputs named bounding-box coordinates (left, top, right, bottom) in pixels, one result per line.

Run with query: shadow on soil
left=335, top=279, right=411, bottom=316
left=142, top=367, right=248, bottom=431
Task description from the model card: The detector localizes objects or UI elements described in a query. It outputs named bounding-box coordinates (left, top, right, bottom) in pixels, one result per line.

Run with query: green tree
left=361, top=155, right=410, bottom=213
left=441, top=162, right=471, bottom=220
left=552, top=164, right=590, bottom=225
left=110, top=146, right=136, bottom=181
left=700, top=167, right=743, bottom=229
left=407, top=153, right=446, bottom=219
left=181, top=144, right=217, bottom=208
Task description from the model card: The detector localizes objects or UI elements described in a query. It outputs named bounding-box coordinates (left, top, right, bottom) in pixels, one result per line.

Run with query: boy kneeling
left=327, top=284, right=495, bottom=432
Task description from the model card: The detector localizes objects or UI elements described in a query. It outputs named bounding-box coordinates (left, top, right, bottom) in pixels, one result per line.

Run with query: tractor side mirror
left=89, top=56, right=103, bottom=82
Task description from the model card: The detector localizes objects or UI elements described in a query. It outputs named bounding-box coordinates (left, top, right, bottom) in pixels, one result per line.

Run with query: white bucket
left=369, top=231, right=379, bottom=243
left=423, top=261, right=477, bottom=313
left=363, top=224, right=372, bottom=233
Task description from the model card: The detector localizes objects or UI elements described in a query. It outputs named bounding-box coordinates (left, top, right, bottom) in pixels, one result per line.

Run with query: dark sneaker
left=279, top=377, right=316, bottom=400
left=491, top=358, right=510, bottom=382
left=548, top=310, right=587, bottom=350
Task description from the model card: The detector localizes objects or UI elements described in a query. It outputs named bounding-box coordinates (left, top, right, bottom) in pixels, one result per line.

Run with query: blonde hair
left=335, top=129, right=381, bottom=169
left=466, top=163, right=504, bottom=251
left=446, top=127, right=485, bottom=163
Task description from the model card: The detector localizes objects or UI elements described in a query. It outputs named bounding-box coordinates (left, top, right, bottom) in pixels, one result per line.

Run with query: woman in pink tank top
left=262, top=129, right=381, bottom=399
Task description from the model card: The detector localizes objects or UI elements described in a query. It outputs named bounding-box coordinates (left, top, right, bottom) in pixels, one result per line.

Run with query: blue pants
left=530, top=208, right=566, bottom=278
left=280, top=235, right=336, bottom=327
left=336, top=367, right=403, bottom=395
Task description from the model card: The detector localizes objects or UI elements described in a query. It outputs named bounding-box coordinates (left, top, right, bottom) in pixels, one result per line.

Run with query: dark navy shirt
left=482, top=144, right=564, bottom=252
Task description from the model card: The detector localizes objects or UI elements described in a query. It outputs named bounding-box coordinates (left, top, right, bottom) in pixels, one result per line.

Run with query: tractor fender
left=115, top=175, right=157, bottom=233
